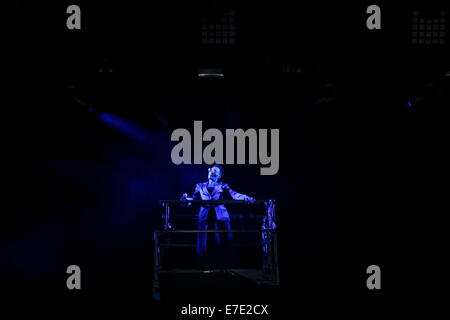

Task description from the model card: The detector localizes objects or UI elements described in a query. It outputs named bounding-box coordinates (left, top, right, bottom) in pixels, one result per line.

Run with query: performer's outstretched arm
left=224, top=184, right=255, bottom=203
left=180, top=184, right=201, bottom=203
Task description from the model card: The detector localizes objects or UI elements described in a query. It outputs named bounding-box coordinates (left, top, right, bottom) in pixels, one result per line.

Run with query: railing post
left=164, top=202, right=170, bottom=230
left=153, top=231, right=160, bottom=300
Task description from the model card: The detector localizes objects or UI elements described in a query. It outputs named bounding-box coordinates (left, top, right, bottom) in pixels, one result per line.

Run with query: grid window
left=412, top=10, right=447, bottom=45
left=201, top=9, right=236, bottom=45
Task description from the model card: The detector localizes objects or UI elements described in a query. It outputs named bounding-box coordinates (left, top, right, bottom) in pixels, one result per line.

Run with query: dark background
left=4, top=0, right=448, bottom=315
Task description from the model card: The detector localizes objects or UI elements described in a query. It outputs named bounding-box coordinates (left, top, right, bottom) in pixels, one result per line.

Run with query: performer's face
left=208, top=166, right=222, bottom=182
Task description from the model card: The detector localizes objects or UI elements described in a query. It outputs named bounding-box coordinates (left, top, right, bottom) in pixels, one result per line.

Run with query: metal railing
left=153, top=199, right=279, bottom=300
left=160, top=199, right=275, bottom=230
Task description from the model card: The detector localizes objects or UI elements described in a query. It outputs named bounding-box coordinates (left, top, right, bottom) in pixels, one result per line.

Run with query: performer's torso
left=197, top=181, right=229, bottom=221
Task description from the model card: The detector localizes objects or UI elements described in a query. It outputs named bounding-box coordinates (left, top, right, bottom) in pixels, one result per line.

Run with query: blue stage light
left=98, top=112, right=148, bottom=143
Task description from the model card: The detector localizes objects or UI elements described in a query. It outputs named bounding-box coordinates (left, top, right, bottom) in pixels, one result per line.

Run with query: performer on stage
left=180, top=164, right=255, bottom=267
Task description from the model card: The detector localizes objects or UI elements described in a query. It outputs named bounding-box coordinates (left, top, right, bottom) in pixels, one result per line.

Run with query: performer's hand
left=246, top=196, right=256, bottom=204
left=180, top=193, right=188, bottom=202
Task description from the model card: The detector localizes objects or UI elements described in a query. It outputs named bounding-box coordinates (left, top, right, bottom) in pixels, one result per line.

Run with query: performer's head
left=208, top=164, right=222, bottom=182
